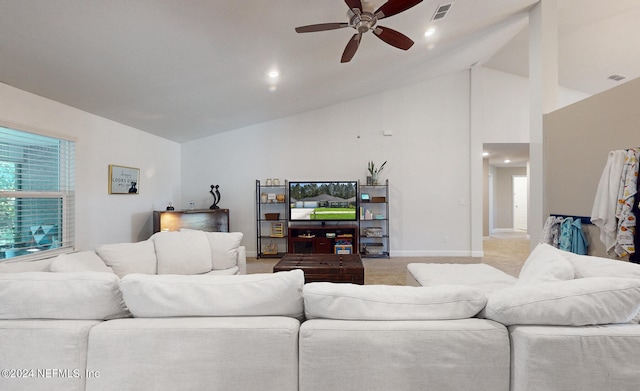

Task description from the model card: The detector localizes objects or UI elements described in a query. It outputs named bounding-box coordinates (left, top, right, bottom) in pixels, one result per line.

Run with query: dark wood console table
left=288, top=225, right=358, bottom=254
left=153, top=209, right=230, bottom=233
left=273, top=253, right=364, bottom=284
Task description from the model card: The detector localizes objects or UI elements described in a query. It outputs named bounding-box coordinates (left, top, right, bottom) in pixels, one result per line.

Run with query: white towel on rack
left=591, top=150, right=626, bottom=252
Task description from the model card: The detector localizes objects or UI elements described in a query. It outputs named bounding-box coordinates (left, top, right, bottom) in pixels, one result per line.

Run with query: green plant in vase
left=367, top=160, right=387, bottom=185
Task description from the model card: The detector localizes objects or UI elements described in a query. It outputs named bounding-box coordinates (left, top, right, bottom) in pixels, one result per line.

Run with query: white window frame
left=0, top=122, right=75, bottom=263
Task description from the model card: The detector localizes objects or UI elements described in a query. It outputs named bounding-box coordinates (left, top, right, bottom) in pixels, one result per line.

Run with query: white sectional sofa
left=408, top=243, right=640, bottom=391
left=1, top=238, right=639, bottom=391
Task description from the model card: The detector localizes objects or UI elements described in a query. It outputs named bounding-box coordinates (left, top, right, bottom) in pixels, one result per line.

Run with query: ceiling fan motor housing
left=347, top=1, right=378, bottom=33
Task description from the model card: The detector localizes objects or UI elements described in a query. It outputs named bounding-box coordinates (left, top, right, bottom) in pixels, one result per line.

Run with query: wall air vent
left=607, top=74, right=626, bottom=82
left=432, top=3, right=454, bottom=21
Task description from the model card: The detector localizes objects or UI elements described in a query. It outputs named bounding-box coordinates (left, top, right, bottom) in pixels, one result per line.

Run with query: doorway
left=513, top=175, right=528, bottom=231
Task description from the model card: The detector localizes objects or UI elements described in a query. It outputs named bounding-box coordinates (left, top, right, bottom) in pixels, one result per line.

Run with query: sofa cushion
left=562, top=251, right=640, bottom=279
left=517, top=243, right=575, bottom=285
left=95, top=240, right=157, bottom=277
left=152, top=230, right=212, bottom=274
left=120, top=269, right=304, bottom=319
left=407, top=263, right=517, bottom=292
left=179, top=229, right=243, bottom=271
left=303, top=283, right=487, bottom=321
left=202, top=231, right=243, bottom=271
left=0, top=272, right=129, bottom=320
left=50, top=251, right=114, bottom=273
left=485, top=277, right=640, bottom=326
left=0, top=258, right=52, bottom=272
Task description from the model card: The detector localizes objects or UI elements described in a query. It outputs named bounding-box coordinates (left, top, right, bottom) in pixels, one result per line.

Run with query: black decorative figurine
left=209, top=184, right=221, bottom=209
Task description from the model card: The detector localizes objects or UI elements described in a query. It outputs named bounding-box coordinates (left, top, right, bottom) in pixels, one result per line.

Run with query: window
left=0, top=125, right=75, bottom=261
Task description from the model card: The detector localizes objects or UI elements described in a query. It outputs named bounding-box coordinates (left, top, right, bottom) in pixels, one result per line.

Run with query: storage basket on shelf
left=364, top=227, right=383, bottom=237
left=363, top=243, right=384, bottom=254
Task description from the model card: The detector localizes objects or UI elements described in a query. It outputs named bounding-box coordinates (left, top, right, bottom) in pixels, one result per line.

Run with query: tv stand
left=288, top=225, right=358, bottom=254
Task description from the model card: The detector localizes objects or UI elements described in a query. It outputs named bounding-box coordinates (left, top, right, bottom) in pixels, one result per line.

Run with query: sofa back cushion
left=95, top=240, right=157, bottom=277
left=562, top=252, right=640, bottom=279
left=49, top=251, right=114, bottom=273
left=303, top=282, right=487, bottom=320
left=485, top=277, right=640, bottom=326
left=152, top=230, right=212, bottom=274
left=517, top=243, right=575, bottom=285
left=181, top=229, right=243, bottom=271
left=120, top=269, right=304, bottom=319
left=0, top=272, right=129, bottom=320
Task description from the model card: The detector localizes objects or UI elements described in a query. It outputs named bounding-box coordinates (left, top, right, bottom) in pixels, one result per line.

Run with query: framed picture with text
left=108, top=164, right=140, bottom=194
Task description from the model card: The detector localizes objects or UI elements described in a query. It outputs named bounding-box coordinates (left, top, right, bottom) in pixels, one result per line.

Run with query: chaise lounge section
left=407, top=243, right=640, bottom=391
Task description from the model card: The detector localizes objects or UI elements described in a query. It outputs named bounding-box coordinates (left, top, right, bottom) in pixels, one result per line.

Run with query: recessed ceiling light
left=268, top=70, right=279, bottom=78
left=504, top=159, right=511, bottom=164
left=482, top=152, right=489, bottom=157
left=424, top=27, right=436, bottom=37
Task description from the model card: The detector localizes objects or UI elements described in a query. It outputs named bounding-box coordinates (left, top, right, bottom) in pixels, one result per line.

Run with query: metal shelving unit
left=255, top=180, right=288, bottom=258
left=358, top=179, right=390, bottom=258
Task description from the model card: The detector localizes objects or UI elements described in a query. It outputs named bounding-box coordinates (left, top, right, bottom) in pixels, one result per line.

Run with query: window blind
left=0, top=125, right=75, bottom=261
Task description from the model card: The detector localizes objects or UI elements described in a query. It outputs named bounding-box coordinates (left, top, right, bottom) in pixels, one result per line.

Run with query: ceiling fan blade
left=373, top=26, right=414, bottom=50
left=295, top=23, right=349, bottom=33
left=375, top=0, right=423, bottom=19
left=341, top=33, right=362, bottom=63
left=344, top=0, right=363, bottom=12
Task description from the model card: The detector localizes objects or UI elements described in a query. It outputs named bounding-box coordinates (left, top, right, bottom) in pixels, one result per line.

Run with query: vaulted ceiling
left=1, top=0, right=638, bottom=143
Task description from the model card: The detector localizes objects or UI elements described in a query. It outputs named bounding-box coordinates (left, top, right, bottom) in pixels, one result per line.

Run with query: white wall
left=182, top=72, right=472, bottom=257
left=0, top=83, right=181, bottom=250
left=482, top=67, right=589, bottom=143
left=180, top=67, right=590, bottom=257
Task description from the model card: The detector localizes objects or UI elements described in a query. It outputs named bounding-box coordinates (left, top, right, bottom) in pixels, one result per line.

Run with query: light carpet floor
left=247, top=232, right=531, bottom=285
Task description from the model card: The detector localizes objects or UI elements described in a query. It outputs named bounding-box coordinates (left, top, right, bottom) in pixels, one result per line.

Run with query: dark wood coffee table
left=273, top=253, right=364, bottom=284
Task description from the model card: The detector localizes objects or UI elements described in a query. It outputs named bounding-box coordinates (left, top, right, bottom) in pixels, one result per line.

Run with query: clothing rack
left=549, top=214, right=593, bottom=225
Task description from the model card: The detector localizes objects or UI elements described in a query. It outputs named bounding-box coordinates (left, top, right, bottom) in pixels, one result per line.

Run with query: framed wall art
left=108, top=164, right=140, bottom=194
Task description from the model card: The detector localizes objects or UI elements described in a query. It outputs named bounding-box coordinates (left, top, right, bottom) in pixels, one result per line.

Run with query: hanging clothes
left=570, top=218, right=589, bottom=255
left=541, top=215, right=564, bottom=247
left=591, top=150, right=627, bottom=253
left=631, top=192, right=640, bottom=263
left=544, top=215, right=589, bottom=255
left=559, top=217, right=574, bottom=252
left=613, top=149, right=638, bottom=258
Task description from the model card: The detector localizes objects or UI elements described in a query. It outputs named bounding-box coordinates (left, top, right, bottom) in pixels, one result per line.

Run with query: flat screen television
left=289, top=181, right=358, bottom=222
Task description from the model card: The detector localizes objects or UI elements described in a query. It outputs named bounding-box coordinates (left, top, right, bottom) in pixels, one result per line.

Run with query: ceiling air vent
left=432, top=3, right=454, bottom=21
left=607, top=74, right=626, bottom=82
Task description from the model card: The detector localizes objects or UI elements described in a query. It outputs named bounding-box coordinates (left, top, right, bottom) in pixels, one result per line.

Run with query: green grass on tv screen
left=308, top=208, right=356, bottom=220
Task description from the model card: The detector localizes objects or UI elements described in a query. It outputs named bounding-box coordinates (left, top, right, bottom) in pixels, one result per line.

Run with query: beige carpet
left=247, top=232, right=531, bottom=285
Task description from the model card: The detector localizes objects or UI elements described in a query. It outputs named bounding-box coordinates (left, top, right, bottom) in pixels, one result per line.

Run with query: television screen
left=289, top=181, right=358, bottom=221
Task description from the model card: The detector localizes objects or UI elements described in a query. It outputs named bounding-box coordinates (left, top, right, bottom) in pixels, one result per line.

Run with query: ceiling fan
left=295, top=0, right=423, bottom=63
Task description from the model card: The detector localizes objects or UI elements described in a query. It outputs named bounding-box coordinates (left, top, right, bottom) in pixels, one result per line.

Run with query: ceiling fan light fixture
left=296, top=0, right=424, bottom=62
